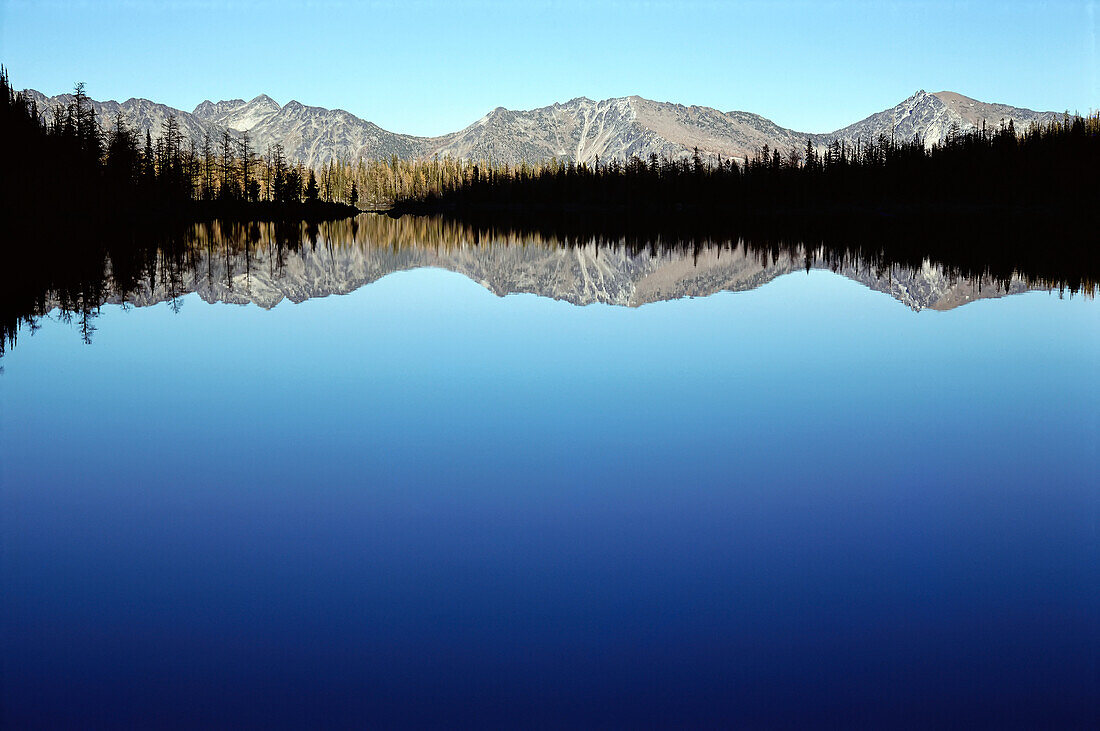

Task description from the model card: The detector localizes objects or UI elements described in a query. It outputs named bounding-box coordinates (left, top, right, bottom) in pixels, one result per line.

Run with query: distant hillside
left=22, top=87, right=1060, bottom=168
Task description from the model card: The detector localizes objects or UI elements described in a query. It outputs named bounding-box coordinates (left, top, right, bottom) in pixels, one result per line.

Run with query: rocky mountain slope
left=23, top=86, right=1060, bottom=167
left=823, top=90, right=1058, bottom=148
left=23, top=89, right=220, bottom=148
left=192, top=94, right=426, bottom=161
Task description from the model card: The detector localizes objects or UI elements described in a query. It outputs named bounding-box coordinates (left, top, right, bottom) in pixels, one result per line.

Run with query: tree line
left=0, top=68, right=356, bottom=223
left=0, top=68, right=499, bottom=217
left=317, top=155, right=499, bottom=208
left=246, top=112, right=1100, bottom=214
left=386, top=113, right=1099, bottom=215
left=9, top=66, right=1095, bottom=222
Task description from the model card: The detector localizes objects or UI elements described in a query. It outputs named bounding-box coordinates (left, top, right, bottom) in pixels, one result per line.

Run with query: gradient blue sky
left=1, top=0, right=1096, bottom=136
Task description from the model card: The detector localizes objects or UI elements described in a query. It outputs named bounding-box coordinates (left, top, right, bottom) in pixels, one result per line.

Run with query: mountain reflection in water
left=3, top=214, right=1098, bottom=728
left=3, top=214, right=1091, bottom=356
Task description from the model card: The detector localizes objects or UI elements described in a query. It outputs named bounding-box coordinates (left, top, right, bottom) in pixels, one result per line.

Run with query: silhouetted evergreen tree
left=305, top=170, right=319, bottom=203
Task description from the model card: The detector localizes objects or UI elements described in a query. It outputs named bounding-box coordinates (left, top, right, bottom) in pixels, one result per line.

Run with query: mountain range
left=23, top=87, right=1060, bottom=168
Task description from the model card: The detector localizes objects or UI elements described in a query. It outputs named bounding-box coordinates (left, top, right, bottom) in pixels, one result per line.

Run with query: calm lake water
left=2, top=217, right=1098, bottom=727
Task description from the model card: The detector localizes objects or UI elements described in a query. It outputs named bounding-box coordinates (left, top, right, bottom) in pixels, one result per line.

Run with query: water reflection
left=2, top=214, right=1094, bottom=356
left=3, top=216, right=1098, bottom=727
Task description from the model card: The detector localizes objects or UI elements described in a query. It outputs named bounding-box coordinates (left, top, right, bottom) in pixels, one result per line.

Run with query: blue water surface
left=2, top=268, right=1097, bottom=727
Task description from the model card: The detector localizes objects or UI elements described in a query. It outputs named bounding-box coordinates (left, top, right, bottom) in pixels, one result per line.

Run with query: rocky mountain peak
left=249, top=93, right=280, bottom=109
left=193, top=95, right=281, bottom=131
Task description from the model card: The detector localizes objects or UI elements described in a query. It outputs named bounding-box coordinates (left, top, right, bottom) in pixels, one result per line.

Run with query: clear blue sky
left=1, top=0, right=1095, bottom=136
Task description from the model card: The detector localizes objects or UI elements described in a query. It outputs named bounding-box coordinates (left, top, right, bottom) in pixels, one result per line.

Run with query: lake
left=2, top=216, right=1097, bottom=727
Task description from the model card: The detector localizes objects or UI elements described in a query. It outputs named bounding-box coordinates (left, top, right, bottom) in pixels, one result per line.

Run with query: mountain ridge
left=21, top=86, right=1061, bottom=168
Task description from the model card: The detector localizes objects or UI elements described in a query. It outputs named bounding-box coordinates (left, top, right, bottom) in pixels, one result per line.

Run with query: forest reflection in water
left=2, top=213, right=1096, bottom=357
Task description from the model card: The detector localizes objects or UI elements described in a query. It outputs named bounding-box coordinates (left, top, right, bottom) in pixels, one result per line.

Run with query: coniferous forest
left=0, top=68, right=357, bottom=223
left=7, top=67, right=1099, bottom=225
left=2, top=65, right=1096, bottom=286
left=388, top=113, right=1100, bottom=217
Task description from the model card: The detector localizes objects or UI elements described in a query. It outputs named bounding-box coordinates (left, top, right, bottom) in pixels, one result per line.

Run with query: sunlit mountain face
left=21, top=88, right=1059, bottom=168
